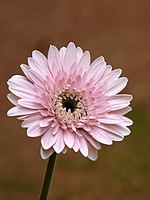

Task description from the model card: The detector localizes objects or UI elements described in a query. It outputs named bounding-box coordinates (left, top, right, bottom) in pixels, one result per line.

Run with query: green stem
left=39, top=152, right=57, bottom=200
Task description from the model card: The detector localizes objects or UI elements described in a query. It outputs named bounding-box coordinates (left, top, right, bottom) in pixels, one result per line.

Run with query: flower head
left=7, top=42, right=133, bottom=161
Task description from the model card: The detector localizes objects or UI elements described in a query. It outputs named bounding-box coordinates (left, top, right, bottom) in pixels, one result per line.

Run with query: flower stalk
left=39, top=152, right=57, bottom=200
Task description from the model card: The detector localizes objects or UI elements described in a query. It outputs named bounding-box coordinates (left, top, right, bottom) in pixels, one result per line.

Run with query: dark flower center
left=62, top=97, right=78, bottom=112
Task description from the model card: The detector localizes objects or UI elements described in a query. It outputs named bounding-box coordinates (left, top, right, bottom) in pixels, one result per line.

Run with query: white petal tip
left=68, top=42, right=76, bottom=47
left=7, top=108, right=15, bottom=116
left=88, top=152, right=98, bottom=161
left=40, top=147, right=54, bottom=159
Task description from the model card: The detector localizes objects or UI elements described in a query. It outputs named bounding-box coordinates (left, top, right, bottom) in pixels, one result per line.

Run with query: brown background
left=0, top=0, right=150, bottom=199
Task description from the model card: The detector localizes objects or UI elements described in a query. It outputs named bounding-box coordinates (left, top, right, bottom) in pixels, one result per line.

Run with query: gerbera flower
left=7, top=42, right=133, bottom=161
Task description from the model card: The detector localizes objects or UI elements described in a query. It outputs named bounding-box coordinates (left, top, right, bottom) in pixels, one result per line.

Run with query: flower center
left=62, top=97, right=79, bottom=112
left=51, top=85, right=88, bottom=126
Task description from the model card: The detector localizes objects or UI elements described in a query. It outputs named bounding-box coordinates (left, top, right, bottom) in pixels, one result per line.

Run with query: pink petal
left=111, top=106, right=132, bottom=115
left=105, top=77, right=128, bottom=96
left=32, top=50, right=49, bottom=75
left=101, top=69, right=122, bottom=84
left=115, top=125, right=131, bottom=136
left=91, top=56, right=105, bottom=68
left=99, top=114, right=123, bottom=124
left=82, top=124, right=91, bottom=132
left=88, top=56, right=105, bottom=81
left=20, top=64, right=33, bottom=82
left=7, top=106, right=38, bottom=116
left=87, top=142, right=98, bottom=161
left=7, top=75, right=36, bottom=98
left=48, top=45, right=62, bottom=76
left=73, top=135, right=80, bottom=152
left=39, top=118, right=52, bottom=127
left=108, top=94, right=133, bottom=110
left=119, top=116, right=133, bottom=126
left=64, top=130, right=75, bottom=148
left=63, top=42, right=77, bottom=72
left=41, top=128, right=58, bottom=150
left=53, top=130, right=65, bottom=153
left=103, top=65, right=112, bottom=76
left=27, top=123, right=48, bottom=137
left=7, top=93, right=19, bottom=105
left=25, top=69, right=45, bottom=86
left=76, top=46, right=83, bottom=62
left=81, top=130, right=101, bottom=150
left=59, top=46, right=66, bottom=60
left=62, top=147, right=68, bottom=154
left=98, top=124, right=124, bottom=141
left=90, top=126, right=112, bottom=145
left=78, top=136, right=88, bottom=157
left=105, top=131, right=124, bottom=141
left=21, top=114, right=43, bottom=128
left=18, top=99, right=43, bottom=109
left=98, top=124, right=131, bottom=137
left=28, top=57, right=47, bottom=79
left=51, top=123, right=60, bottom=135
left=78, top=51, right=90, bottom=74
left=40, top=147, right=54, bottom=159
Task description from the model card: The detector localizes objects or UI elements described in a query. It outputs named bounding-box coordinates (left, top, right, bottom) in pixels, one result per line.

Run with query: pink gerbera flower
left=7, top=42, right=133, bottom=161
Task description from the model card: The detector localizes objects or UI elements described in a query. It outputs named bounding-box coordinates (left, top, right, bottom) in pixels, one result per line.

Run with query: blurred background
left=0, top=0, right=150, bottom=199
